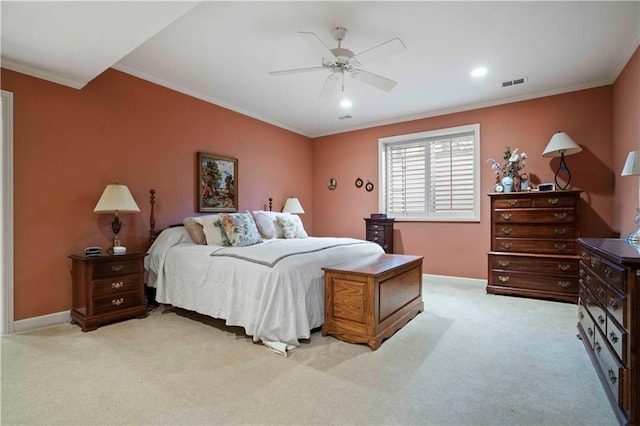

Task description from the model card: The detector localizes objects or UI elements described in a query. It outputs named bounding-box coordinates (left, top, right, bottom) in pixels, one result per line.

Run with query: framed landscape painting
left=197, top=152, right=238, bottom=212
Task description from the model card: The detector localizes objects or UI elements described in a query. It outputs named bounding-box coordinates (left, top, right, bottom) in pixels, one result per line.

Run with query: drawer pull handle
left=590, top=258, right=599, bottom=268
left=604, top=267, right=614, bottom=278
left=548, top=198, right=559, bottom=205
left=554, top=243, right=567, bottom=251
left=558, top=281, right=571, bottom=288
left=501, top=242, right=513, bottom=250
left=501, top=213, right=512, bottom=221
left=588, top=327, right=594, bottom=338
left=597, top=287, right=605, bottom=298
left=111, top=281, right=124, bottom=289
left=578, top=311, right=584, bottom=320
left=579, top=269, right=585, bottom=277
left=585, top=274, right=591, bottom=283
left=554, top=213, right=567, bottom=220
left=608, top=369, right=617, bottom=385
left=508, top=200, right=517, bottom=207
left=501, top=228, right=512, bottom=235
left=609, top=299, right=619, bottom=311
left=498, top=260, right=510, bottom=267
left=558, top=264, right=571, bottom=272
left=112, top=298, right=124, bottom=306
left=373, top=237, right=378, bottom=241
left=498, top=275, right=510, bottom=283
left=609, top=331, right=619, bottom=344
left=111, top=265, right=124, bottom=272
left=554, top=228, right=567, bottom=236
left=594, top=341, right=601, bottom=353
left=597, top=314, right=605, bottom=325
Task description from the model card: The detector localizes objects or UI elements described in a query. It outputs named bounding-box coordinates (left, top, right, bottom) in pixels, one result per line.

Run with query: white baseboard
left=424, top=273, right=487, bottom=286
left=13, top=310, right=70, bottom=333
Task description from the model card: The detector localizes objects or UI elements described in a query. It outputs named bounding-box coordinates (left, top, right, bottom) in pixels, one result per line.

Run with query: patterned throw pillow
left=252, top=211, right=277, bottom=239
left=219, top=212, right=263, bottom=247
left=277, top=214, right=308, bottom=239
left=195, top=214, right=226, bottom=246
left=251, top=210, right=287, bottom=238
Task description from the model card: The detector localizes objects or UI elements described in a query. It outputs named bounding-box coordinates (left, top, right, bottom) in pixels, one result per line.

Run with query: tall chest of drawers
left=577, top=238, right=639, bottom=426
left=487, top=190, right=581, bottom=303
left=364, top=217, right=394, bottom=254
left=69, top=251, right=148, bottom=331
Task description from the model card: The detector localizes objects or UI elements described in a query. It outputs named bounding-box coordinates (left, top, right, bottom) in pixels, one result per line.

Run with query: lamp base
left=625, top=208, right=640, bottom=247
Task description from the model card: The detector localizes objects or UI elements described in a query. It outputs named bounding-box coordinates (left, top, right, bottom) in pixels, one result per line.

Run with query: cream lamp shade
left=621, top=151, right=640, bottom=245
left=542, top=131, right=582, bottom=190
left=282, top=197, right=305, bottom=214
left=94, top=183, right=140, bottom=250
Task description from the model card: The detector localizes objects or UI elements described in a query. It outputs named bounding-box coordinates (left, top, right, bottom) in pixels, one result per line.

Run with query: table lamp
left=94, top=182, right=140, bottom=251
left=621, top=151, right=640, bottom=245
left=282, top=197, right=305, bottom=214
left=542, top=131, right=583, bottom=190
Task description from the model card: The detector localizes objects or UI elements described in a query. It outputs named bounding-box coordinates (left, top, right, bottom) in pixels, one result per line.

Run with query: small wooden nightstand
left=364, top=217, right=394, bottom=253
left=69, top=251, right=148, bottom=331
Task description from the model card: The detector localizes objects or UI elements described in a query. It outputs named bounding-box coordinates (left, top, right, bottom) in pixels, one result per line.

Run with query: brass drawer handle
left=112, top=298, right=124, bottom=306
left=578, top=311, right=584, bottom=320
left=609, top=299, right=619, bottom=311
left=112, top=281, right=124, bottom=289
left=590, top=258, right=599, bottom=268
left=501, top=242, right=513, bottom=250
left=597, top=314, right=605, bottom=325
left=498, top=260, right=510, bottom=267
left=558, top=281, right=571, bottom=288
left=588, top=327, right=594, bottom=338
left=508, top=200, right=517, bottom=207
left=585, top=274, right=591, bottom=283
left=608, top=369, right=617, bottom=385
left=501, top=228, right=512, bottom=235
left=501, top=213, right=512, bottom=221
left=554, top=228, right=567, bottom=236
left=597, top=286, right=605, bottom=298
left=111, top=265, right=124, bottom=272
left=554, top=243, right=567, bottom=251
left=609, top=331, right=619, bottom=344
left=498, top=275, right=510, bottom=283
left=579, top=268, right=586, bottom=277
left=548, top=198, right=559, bottom=205
left=594, top=341, right=600, bottom=353
left=604, top=267, right=614, bottom=279
left=554, top=212, right=567, bottom=220
left=558, top=264, right=571, bottom=272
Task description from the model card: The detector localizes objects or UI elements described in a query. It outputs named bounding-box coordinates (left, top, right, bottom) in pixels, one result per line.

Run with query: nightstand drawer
left=93, top=259, right=139, bottom=278
left=93, top=274, right=140, bottom=296
left=93, top=291, right=141, bottom=315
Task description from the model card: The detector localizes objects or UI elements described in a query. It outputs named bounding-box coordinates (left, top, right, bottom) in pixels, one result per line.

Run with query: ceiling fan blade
left=351, top=69, right=397, bottom=92
left=319, top=75, right=339, bottom=98
left=353, top=38, right=406, bottom=66
left=269, top=67, right=326, bottom=76
left=298, top=31, right=337, bottom=61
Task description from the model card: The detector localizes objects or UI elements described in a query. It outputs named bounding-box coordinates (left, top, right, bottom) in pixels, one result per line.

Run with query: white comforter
left=145, top=227, right=385, bottom=346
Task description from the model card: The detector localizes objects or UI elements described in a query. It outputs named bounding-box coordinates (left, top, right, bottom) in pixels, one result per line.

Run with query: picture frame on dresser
left=197, top=152, right=238, bottom=213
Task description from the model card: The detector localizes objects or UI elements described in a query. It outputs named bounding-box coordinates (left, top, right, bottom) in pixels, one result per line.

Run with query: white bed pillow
left=195, top=214, right=226, bottom=246
left=219, top=212, right=263, bottom=247
left=277, top=214, right=308, bottom=239
left=251, top=210, right=287, bottom=239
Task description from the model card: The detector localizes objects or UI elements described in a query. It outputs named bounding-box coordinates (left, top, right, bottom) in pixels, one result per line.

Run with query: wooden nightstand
left=69, top=251, right=148, bottom=331
left=364, top=217, right=394, bottom=253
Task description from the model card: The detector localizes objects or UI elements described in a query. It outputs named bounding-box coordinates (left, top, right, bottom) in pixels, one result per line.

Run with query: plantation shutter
left=429, top=132, right=475, bottom=214
left=386, top=142, right=426, bottom=215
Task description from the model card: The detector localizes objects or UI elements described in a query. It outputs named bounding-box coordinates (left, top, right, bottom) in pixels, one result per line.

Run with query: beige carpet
left=1, top=276, right=617, bottom=425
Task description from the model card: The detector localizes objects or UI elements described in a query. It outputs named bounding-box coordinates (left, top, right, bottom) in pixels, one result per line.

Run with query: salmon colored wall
left=312, top=86, right=616, bottom=279
left=613, top=47, right=640, bottom=236
left=1, top=68, right=312, bottom=320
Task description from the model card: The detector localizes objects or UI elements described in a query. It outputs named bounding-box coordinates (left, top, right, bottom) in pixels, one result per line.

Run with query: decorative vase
left=502, top=176, right=514, bottom=193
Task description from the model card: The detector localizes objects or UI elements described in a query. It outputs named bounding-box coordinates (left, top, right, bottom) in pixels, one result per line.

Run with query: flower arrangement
left=487, top=146, right=527, bottom=179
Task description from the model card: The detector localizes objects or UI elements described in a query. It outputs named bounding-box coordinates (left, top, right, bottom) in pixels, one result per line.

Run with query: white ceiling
left=2, top=1, right=639, bottom=138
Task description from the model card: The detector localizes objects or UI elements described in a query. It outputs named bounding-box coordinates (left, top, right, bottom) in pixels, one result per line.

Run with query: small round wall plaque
left=355, top=177, right=363, bottom=188
left=365, top=181, right=374, bottom=192
left=328, top=178, right=337, bottom=190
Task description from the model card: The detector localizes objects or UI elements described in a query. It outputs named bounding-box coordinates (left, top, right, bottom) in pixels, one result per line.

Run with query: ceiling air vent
left=501, top=76, right=528, bottom=87
left=338, top=114, right=352, bottom=120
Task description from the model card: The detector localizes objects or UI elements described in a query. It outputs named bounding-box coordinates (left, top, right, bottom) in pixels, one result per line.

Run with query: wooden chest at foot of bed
left=322, top=254, right=424, bottom=350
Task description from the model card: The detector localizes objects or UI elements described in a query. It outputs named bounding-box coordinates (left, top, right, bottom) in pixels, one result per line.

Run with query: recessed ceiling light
left=471, top=67, right=488, bottom=78
left=340, top=98, right=352, bottom=108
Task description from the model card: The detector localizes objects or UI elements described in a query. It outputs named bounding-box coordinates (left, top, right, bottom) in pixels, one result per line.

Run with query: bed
left=144, top=190, right=385, bottom=349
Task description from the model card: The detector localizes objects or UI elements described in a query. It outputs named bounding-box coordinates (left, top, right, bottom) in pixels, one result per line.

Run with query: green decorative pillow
left=277, top=214, right=308, bottom=239
left=218, top=212, right=263, bottom=247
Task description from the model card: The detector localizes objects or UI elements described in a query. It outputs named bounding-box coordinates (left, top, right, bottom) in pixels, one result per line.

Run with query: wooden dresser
left=69, top=251, right=148, bottom=331
left=487, top=190, right=581, bottom=303
left=364, top=217, right=394, bottom=254
left=577, top=238, right=639, bottom=426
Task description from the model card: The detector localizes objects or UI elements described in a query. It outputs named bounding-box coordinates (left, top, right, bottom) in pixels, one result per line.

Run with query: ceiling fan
left=269, top=27, right=406, bottom=98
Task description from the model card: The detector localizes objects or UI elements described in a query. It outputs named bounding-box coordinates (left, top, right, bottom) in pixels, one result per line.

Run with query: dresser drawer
left=490, top=270, right=578, bottom=294
left=493, top=198, right=532, bottom=209
left=594, top=327, right=625, bottom=405
left=490, top=255, right=578, bottom=275
left=580, top=248, right=627, bottom=292
left=367, top=223, right=387, bottom=232
left=581, top=266, right=607, bottom=306
left=532, top=195, right=578, bottom=208
left=93, top=274, right=140, bottom=296
left=607, top=285, right=627, bottom=330
left=93, top=259, right=139, bottom=278
left=494, top=238, right=575, bottom=254
left=606, top=315, right=627, bottom=364
left=494, top=208, right=576, bottom=224
left=578, top=296, right=596, bottom=349
left=93, top=291, right=141, bottom=315
left=366, top=230, right=387, bottom=242
left=494, top=223, right=576, bottom=239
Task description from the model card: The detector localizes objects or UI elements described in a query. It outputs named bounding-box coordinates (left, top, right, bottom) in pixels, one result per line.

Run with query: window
left=378, top=124, right=480, bottom=222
